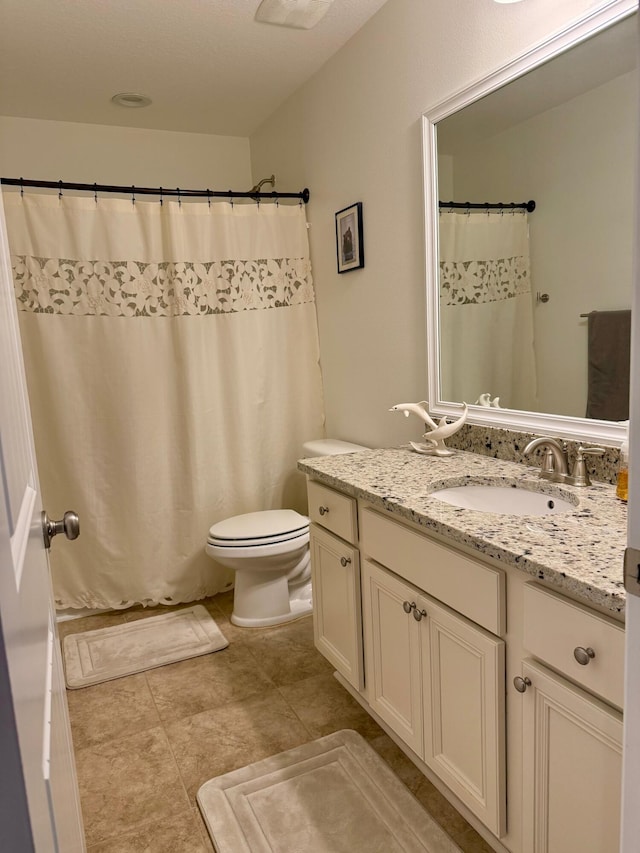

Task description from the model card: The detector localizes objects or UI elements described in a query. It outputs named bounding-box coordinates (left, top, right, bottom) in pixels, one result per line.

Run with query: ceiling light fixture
left=493, top=0, right=526, bottom=4
left=255, top=0, right=334, bottom=30
left=111, top=92, right=152, bottom=108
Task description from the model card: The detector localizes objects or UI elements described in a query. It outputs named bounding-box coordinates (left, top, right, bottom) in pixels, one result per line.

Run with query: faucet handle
left=567, top=446, right=605, bottom=487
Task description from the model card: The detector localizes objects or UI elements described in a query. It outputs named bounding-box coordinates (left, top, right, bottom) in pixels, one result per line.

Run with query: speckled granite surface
left=299, top=447, right=627, bottom=616
left=446, top=424, right=621, bottom=485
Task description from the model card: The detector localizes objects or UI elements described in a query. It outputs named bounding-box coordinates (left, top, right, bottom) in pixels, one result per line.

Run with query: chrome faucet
left=523, top=437, right=605, bottom=487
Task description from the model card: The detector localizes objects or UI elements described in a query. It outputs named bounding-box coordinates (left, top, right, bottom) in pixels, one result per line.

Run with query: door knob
left=42, top=510, right=80, bottom=549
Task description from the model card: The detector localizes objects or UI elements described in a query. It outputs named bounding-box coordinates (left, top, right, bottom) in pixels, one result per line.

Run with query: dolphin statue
left=389, top=401, right=468, bottom=456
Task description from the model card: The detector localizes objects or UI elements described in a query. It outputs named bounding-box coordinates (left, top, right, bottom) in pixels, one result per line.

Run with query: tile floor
left=60, top=592, right=494, bottom=853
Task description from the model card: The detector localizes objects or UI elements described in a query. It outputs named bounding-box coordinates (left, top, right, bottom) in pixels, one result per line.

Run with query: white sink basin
left=430, top=483, right=577, bottom=516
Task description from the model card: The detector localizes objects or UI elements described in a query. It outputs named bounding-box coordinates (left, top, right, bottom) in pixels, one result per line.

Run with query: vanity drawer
left=307, top=480, right=358, bottom=544
left=360, top=508, right=504, bottom=635
left=523, top=583, right=624, bottom=709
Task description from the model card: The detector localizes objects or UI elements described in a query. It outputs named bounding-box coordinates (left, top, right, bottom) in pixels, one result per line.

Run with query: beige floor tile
left=67, top=673, right=161, bottom=749
left=413, top=776, right=472, bottom=840
left=454, top=827, right=496, bottom=853
left=124, top=602, right=204, bottom=622
left=75, top=726, right=190, bottom=846
left=368, top=732, right=426, bottom=794
left=144, top=641, right=274, bottom=723
left=58, top=611, right=130, bottom=642
left=165, top=689, right=310, bottom=800
left=86, top=809, right=207, bottom=853
left=243, top=615, right=333, bottom=685
left=278, top=672, right=384, bottom=741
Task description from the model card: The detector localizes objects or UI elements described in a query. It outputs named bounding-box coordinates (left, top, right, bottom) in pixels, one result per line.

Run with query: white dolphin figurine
left=389, top=401, right=468, bottom=456
left=474, top=393, right=501, bottom=408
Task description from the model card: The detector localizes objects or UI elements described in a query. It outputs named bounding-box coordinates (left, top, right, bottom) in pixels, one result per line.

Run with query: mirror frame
left=422, top=0, right=636, bottom=446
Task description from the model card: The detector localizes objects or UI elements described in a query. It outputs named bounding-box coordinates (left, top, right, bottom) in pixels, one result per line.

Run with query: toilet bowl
left=206, top=439, right=367, bottom=628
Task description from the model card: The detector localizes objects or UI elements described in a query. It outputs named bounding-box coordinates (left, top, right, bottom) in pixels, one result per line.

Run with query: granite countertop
left=298, top=446, right=627, bottom=616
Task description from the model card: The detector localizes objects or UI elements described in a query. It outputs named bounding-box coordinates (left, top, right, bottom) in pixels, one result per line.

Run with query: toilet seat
left=207, top=509, right=309, bottom=548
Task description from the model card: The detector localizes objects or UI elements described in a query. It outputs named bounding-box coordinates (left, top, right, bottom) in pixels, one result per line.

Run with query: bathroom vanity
left=299, top=447, right=626, bottom=853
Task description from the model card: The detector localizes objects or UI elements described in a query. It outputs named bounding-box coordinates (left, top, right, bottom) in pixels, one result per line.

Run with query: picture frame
left=335, top=202, right=364, bottom=274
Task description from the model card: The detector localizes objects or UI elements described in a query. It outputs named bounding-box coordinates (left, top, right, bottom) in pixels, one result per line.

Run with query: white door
left=0, top=191, right=85, bottom=850
left=310, top=524, right=363, bottom=690
left=418, top=592, right=506, bottom=838
left=362, top=558, right=423, bottom=754
left=620, top=21, right=640, bottom=849
left=522, top=660, right=622, bottom=853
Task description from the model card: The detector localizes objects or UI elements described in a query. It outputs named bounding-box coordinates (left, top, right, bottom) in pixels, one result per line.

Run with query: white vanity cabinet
left=361, top=548, right=506, bottom=837
left=518, top=583, right=624, bottom=853
left=308, top=480, right=364, bottom=690
left=304, top=474, right=625, bottom=853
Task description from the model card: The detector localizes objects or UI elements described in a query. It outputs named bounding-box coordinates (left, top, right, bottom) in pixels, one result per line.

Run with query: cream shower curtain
left=439, top=210, right=537, bottom=411
left=5, top=193, right=324, bottom=610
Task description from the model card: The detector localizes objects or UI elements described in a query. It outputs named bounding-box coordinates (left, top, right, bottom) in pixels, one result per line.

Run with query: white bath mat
left=63, top=605, right=228, bottom=688
left=197, top=730, right=462, bottom=853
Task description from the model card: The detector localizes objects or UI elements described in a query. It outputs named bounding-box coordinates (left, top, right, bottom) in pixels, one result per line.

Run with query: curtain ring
left=94, top=182, right=98, bottom=204
left=58, top=180, right=63, bottom=200
left=19, top=177, right=24, bottom=198
left=131, top=185, right=135, bottom=206
left=177, top=187, right=181, bottom=208
left=207, top=189, right=211, bottom=209
left=228, top=190, right=234, bottom=209
left=159, top=187, right=163, bottom=207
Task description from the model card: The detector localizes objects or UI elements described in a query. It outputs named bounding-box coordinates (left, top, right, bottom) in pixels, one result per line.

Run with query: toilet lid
left=207, top=510, right=309, bottom=546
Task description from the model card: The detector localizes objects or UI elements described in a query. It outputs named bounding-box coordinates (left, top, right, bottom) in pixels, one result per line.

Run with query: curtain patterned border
left=11, top=255, right=315, bottom=317
left=439, top=256, right=530, bottom=307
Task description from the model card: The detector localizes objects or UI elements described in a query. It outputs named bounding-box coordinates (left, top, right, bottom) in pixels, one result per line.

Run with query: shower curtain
left=4, top=192, right=325, bottom=610
left=439, top=210, right=537, bottom=411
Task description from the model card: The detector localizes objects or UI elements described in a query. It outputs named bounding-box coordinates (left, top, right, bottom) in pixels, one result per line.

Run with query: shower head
left=250, top=174, right=276, bottom=195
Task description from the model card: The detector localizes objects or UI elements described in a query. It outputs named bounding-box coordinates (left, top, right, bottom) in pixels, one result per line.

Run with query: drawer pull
left=513, top=676, right=532, bottom=693
left=412, top=607, right=427, bottom=622
left=402, top=601, right=416, bottom=614
left=340, top=556, right=352, bottom=567
left=573, top=646, right=596, bottom=666
left=318, top=505, right=330, bottom=516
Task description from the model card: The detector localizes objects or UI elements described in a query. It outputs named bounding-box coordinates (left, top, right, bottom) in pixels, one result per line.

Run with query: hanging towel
left=585, top=309, right=631, bottom=420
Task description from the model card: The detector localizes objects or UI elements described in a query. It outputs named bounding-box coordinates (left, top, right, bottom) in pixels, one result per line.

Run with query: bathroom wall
left=450, top=71, right=636, bottom=419
left=0, top=116, right=251, bottom=189
left=249, top=0, right=631, bottom=449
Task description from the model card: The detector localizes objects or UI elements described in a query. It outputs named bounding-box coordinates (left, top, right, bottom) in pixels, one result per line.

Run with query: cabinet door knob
left=318, top=505, right=329, bottom=516
left=513, top=676, right=532, bottom=693
left=340, top=556, right=351, bottom=567
left=574, top=646, right=596, bottom=666
left=402, top=601, right=415, bottom=614
left=412, top=607, right=427, bottom=622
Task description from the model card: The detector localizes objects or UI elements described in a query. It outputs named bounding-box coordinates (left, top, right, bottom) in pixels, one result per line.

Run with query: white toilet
left=205, top=439, right=367, bottom=627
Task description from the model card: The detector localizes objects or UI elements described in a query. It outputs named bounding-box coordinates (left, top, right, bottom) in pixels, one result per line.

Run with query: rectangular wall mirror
left=422, top=0, right=637, bottom=444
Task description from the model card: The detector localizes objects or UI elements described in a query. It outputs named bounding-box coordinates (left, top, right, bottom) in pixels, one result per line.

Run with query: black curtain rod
left=439, top=199, right=536, bottom=212
left=0, top=177, right=310, bottom=204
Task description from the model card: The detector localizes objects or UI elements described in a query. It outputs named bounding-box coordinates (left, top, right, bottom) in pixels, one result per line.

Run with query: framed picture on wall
left=335, top=202, right=364, bottom=274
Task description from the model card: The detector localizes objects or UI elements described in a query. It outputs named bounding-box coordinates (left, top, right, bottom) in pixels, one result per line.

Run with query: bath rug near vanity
left=197, top=729, right=462, bottom=853
left=63, top=605, right=228, bottom=688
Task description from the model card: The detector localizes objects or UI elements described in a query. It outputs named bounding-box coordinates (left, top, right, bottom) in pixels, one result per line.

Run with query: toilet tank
left=302, top=439, right=368, bottom=457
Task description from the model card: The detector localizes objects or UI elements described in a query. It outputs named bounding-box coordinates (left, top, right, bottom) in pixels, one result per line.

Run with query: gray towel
left=585, top=309, right=631, bottom=421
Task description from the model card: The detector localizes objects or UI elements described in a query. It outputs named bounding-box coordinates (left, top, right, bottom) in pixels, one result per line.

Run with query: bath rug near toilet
left=197, top=729, right=462, bottom=853
left=63, top=605, right=228, bottom=688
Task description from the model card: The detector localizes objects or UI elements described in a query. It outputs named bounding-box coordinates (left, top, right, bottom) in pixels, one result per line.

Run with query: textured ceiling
left=0, top=0, right=389, bottom=136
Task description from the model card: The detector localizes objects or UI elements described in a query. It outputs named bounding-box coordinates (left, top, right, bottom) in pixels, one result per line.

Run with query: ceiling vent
left=255, top=0, right=334, bottom=30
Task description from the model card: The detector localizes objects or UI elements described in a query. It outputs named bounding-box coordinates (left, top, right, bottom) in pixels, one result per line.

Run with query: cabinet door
left=362, top=559, right=423, bottom=754
left=521, top=659, right=623, bottom=853
left=419, top=593, right=506, bottom=838
left=310, top=524, right=363, bottom=690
